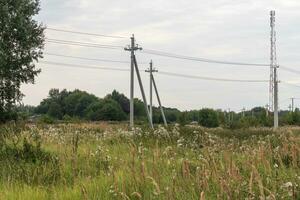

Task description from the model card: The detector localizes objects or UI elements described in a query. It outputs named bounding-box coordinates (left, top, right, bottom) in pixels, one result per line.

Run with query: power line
left=40, top=60, right=268, bottom=83
left=281, top=81, right=300, bottom=89
left=46, top=40, right=120, bottom=50
left=39, top=61, right=129, bottom=72
left=46, top=27, right=126, bottom=39
left=280, top=66, right=300, bottom=75
left=46, top=38, right=124, bottom=49
left=44, top=53, right=130, bottom=64
left=158, top=71, right=269, bottom=83
left=143, top=49, right=269, bottom=67
left=44, top=52, right=148, bottom=65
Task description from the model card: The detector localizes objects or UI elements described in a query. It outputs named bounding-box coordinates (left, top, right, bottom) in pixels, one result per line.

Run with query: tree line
left=13, top=88, right=300, bottom=128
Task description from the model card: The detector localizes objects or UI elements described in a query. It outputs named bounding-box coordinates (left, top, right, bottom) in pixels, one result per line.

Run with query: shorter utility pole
left=242, top=107, right=246, bottom=118
left=228, top=108, right=231, bottom=123
left=145, top=61, right=167, bottom=127
left=265, top=104, right=269, bottom=117
left=288, top=104, right=292, bottom=112
left=291, top=97, right=295, bottom=112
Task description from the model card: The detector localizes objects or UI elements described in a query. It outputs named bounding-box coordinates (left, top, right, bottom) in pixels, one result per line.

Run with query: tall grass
left=0, top=123, right=299, bottom=199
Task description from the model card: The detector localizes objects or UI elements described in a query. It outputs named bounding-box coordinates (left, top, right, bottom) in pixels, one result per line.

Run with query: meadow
left=0, top=122, right=300, bottom=199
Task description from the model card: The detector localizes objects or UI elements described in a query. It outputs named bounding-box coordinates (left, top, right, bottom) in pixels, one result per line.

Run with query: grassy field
left=0, top=122, right=300, bottom=199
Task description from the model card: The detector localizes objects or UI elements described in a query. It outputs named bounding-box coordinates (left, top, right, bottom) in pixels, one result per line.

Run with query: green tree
left=198, top=108, right=219, bottom=128
left=85, top=99, right=126, bottom=121
left=134, top=98, right=146, bottom=118
left=106, top=90, right=130, bottom=114
left=63, top=90, right=98, bottom=117
left=99, top=99, right=127, bottom=121
left=85, top=101, right=104, bottom=121
left=47, top=102, right=62, bottom=119
left=0, top=0, right=44, bottom=122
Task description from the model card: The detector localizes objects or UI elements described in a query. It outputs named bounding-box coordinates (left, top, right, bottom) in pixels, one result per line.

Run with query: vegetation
left=0, top=0, right=45, bottom=123
left=0, top=122, right=299, bottom=199
left=32, top=89, right=181, bottom=124
left=4, top=88, right=298, bottom=129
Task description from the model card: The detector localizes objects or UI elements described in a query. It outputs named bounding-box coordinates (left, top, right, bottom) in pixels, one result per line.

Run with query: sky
left=21, top=0, right=300, bottom=111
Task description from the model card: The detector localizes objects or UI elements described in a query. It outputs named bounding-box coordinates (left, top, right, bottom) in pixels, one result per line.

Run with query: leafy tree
left=63, top=90, right=98, bottom=117
left=85, top=101, right=104, bottom=121
left=198, top=108, right=219, bottom=128
left=99, top=99, right=126, bottom=121
left=134, top=98, right=146, bottom=117
left=178, top=111, right=188, bottom=125
left=0, top=0, right=44, bottom=122
left=106, top=90, right=130, bottom=114
left=47, top=102, right=63, bottom=119
left=85, top=99, right=126, bottom=121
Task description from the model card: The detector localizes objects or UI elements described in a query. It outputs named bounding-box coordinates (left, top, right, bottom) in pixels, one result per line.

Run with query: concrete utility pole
left=145, top=60, right=157, bottom=119
left=270, top=10, right=279, bottom=128
left=132, top=56, right=154, bottom=129
left=290, top=98, right=295, bottom=112
left=265, top=104, right=269, bottom=117
left=145, top=61, right=168, bottom=127
left=125, top=35, right=141, bottom=128
left=228, top=108, right=231, bottom=122
left=125, top=35, right=153, bottom=129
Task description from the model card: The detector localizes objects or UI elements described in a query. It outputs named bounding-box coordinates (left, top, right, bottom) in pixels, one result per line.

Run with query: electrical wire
left=46, top=38, right=124, bottom=50
left=44, top=53, right=130, bottom=64
left=46, top=27, right=126, bottom=39
left=46, top=40, right=121, bottom=50
left=44, top=52, right=148, bottom=65
left=39, top=60, right=268, bottom=83
left=39, top=61, right=130, bottom=72
left=280, top=66, right=300, bottom=75
left=281, top=81, right=300, bottom=89
left=158, top=71, right=269, bottom=83
left=143, top=49, right=269, bottom=67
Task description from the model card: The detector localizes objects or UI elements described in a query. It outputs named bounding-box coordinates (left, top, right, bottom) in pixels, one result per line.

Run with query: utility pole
left=145, top=61, right=168, bottom=127
left=145, top=60, right=157, bottom=119
left=125, top=35, right=141, bottom=128
left=132, top=56, right=154, bottom=129
left=125, top=35, right=153, bottom=129
left=288, top=104, right=292, bottom=112
left=291, top=97, right=295, bottom=112
left=265, top=104, right=269, bottom=117
left=242, top=107, right=246, bottom=118
left=270, top=10, right=279, bottom=128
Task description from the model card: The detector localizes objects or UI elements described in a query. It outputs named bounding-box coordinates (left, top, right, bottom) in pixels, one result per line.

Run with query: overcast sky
left=21, top=0, right=300, bottom=111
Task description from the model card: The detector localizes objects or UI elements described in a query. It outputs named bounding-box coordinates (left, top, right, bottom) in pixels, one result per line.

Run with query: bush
left=198, top=108, right=219, bottom=128
left=38, top=115, right=55, bottom=124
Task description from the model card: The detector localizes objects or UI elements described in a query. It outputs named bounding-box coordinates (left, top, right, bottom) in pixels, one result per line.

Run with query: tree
left=198, top=108, right=219, bottom=128
left=85, top=99, right=126, bottom=121
left=106, top=90, right=130, bottom=114
left=0, top=0, right=44, bottom=122
left=99, top=99, right=127, bottom=121
left=47, top=102, right=63, bottom=119
left=63, top=90, right=98, bottom=117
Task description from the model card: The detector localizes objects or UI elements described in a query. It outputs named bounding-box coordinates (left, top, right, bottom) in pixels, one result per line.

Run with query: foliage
left=17, top=88, right=300, bottom=128
left=1, top=123, right=300, bottom=199
left=35, top=89, right=127, bottom=122
left=198, top=108, right=219, bottom=127
left=0, top=0, right=44, bottom=123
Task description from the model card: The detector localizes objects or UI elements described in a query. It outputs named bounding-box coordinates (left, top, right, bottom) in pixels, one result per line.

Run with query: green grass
left=0, top=123, right=300, bottom=199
